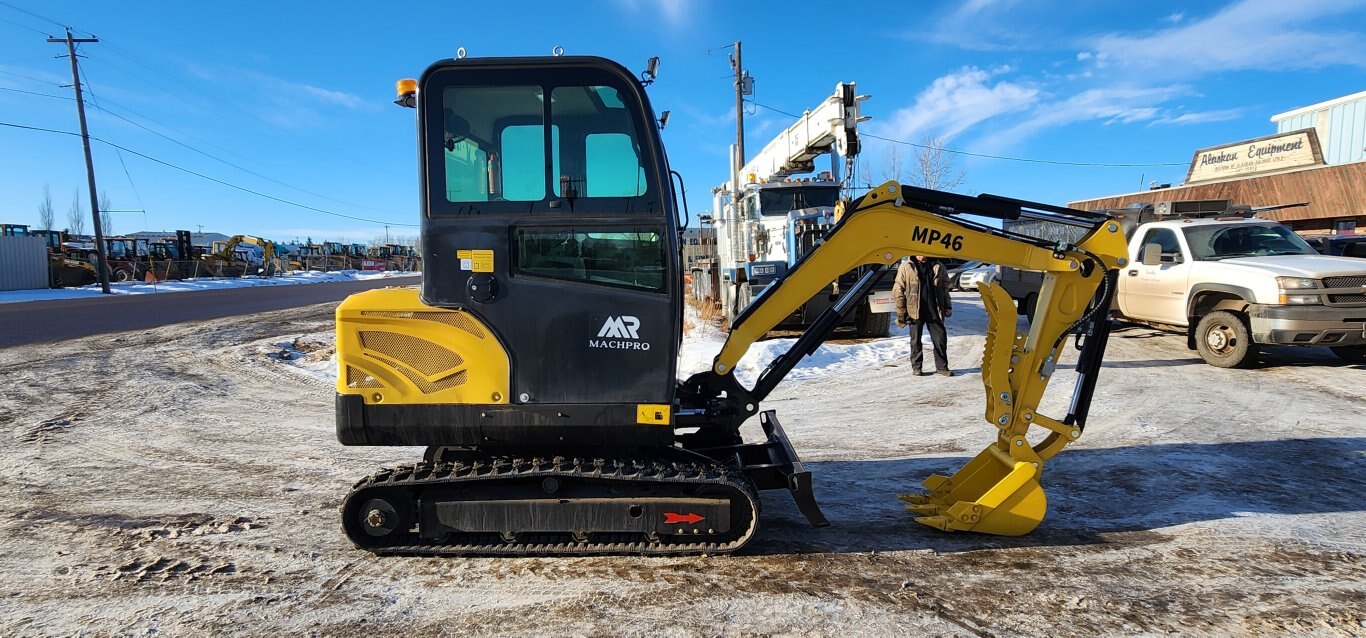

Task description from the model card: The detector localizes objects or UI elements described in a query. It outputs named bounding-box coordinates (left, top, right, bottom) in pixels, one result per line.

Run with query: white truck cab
left=1116, top=217, right=1366, bottom=367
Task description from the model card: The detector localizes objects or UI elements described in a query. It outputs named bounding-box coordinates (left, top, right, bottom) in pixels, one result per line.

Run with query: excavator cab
left=337, top=56, right=682, bottom=447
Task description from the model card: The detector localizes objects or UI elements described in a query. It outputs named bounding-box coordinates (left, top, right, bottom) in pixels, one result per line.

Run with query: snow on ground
left=0, top=270, right=419, bottom=304
left=2, top=293, right=1364, bottom=635
left=274, top=298, right=958, bottom=388
left=677, top=300, right=990, bottom=386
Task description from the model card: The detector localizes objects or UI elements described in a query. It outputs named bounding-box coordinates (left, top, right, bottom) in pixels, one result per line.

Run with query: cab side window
left=1141, top=228, right=1183, bottom=263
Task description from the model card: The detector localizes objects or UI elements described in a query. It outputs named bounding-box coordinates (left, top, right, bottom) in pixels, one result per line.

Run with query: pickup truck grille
left=1324, top=276, right=1366, bottom=288
left=1324, top=276, right=1366, bottom=306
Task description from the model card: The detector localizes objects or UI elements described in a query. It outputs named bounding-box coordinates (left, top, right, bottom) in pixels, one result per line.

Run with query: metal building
left=1072, top=90, right=1366, bottom=235
left=1272, top=90, right=1366, bottom=166
left=0, top=236, right=50, bottom=291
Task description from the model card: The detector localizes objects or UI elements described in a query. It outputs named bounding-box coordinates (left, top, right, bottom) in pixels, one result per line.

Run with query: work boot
left=912, top=369, right=927, bottom=376
left=936, top=369, right=954, bottom=377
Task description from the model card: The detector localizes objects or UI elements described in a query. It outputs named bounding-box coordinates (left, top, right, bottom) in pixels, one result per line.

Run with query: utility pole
left=49, top=28, right=110, bottom=294
left=729, top=41, right=746, bottom=171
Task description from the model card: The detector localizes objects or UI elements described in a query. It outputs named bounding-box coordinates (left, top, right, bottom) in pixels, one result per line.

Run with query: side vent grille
left=359, top=331, right=463, bottom=375
left=359, top=310, right=487, bottom=338
left=356, top=331, right=469, bottom=394
left=346, top=366, right=383, bottom=389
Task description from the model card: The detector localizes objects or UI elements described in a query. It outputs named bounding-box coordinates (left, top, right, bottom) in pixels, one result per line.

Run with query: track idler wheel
left=357, top=495, right=411, bottom=537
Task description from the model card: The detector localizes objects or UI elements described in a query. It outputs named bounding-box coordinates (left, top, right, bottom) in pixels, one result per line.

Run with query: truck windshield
left=757, top=186, right=839, bottom=216
left=1183, top=224, right=1317, bottom=260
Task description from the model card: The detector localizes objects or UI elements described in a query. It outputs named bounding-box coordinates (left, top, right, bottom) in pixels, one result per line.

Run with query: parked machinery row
left=0, top=224, right=422, bottom=288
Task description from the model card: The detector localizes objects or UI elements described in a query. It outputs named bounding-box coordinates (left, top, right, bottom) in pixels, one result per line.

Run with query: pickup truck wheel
left=1330, top=345, right=1366, bottom=363
left=1195, top=311, right=1259, bottom=368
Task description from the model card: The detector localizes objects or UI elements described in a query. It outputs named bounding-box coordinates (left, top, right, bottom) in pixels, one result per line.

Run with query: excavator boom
left=682, top=181, right=1128, bottom=535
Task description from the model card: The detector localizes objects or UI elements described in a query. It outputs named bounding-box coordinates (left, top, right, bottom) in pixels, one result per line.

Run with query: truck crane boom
left=733, top=82, right=866, bottom=186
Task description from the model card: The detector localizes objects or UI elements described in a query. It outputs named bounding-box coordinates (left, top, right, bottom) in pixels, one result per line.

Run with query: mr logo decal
left=590, top=316, right=650, bottom=351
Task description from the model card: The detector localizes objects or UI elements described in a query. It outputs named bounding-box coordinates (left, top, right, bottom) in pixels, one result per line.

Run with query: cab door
left=1120, top=227, right=1191, bottom=324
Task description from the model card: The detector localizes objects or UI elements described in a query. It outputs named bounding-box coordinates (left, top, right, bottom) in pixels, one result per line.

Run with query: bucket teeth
left=913, top=515, right=952, bottom=531
left=898, top=444, right=1048, bottom=536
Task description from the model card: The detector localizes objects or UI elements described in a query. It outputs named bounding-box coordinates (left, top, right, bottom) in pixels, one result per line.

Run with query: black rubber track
left=341, top=455, right=761, bottom=556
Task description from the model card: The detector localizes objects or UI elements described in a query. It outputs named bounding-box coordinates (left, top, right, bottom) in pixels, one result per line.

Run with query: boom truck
left=331, top=53, right=1127, bottom=556
left=996, top=200, right=1366, bottom=367
left=710, top=83, right=895, bottom=337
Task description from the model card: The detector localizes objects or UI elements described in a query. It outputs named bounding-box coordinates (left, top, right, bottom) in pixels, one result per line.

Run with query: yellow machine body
left=335, top=287, right=510, bottom=406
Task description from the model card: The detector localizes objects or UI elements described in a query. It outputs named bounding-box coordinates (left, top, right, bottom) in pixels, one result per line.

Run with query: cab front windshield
left=440, top=83, right=649, bottom=206
left=1182, top=224, right=1317, bottom=261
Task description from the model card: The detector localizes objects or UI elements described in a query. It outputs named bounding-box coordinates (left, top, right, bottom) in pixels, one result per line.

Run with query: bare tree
left=909, top=135, right=967, bottom=193
left=99, top=192, right=113, bottom=236
left=882, top=146, right=904, bottom=184
left=67, top=189, right=86, bottom=236
left=38, top=185, right=54, bottom=230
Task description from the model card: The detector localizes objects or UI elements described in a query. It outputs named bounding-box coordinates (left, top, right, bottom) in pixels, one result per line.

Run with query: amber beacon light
left=394, top=78, right=417, bottom=108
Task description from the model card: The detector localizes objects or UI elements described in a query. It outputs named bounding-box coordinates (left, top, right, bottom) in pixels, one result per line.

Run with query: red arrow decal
left=663, top=512, right=704, bottom=525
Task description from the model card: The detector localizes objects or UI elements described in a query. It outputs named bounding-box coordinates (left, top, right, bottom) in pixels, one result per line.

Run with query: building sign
left=1186, top=129, right=1324, bottom=184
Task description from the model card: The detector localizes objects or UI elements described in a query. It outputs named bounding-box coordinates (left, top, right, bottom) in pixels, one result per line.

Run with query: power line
left=0, top=85, right=72, bottom=100
left=79, top=66, right=404, bottom=219
left=79, top=66, right=148, bottom=231
left=0, top=0, right=66, bottom=30
left=0, top=120, right=418, bottom=227
left=0, top=13, right=49, bottom=36
left=92, top=43, right=408, bottom=178
left=862, top=132, right=1186, bottom=167
left=0, top=67, right=65, bottom=84
left=747, top=100, right=1187, bottom=168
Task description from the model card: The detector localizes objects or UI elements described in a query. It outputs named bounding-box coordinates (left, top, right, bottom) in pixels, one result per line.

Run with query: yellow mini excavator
left=332, top=54, right=1128, bottom=555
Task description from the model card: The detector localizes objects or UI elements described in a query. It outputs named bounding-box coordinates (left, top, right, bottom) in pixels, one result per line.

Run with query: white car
left=956, top=265, right=996, bottom=290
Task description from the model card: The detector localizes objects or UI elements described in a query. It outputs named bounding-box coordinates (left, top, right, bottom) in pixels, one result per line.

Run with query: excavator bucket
left=896, top=281, right=1060, bottom=536
left=898, top=444, right=1047, bottom=536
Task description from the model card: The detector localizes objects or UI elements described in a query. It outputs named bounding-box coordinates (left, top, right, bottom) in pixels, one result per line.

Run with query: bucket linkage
left=900, top=269, right=1116, bottom=536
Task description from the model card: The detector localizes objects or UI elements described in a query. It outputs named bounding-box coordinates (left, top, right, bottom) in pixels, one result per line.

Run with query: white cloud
left=875, top=0, right=1366, bottom=162
left=975, top=84, right=1188, bottom=151
left=909, top=0, right=1043, bottom=51
left=1150, top=108, right=1244, bottom=126
left=874, top=67, right=1039, bottom=144
left=1086, top=0, right=1366, bottom=79
left=614, top=0, right=694, bottom=25
left=295, top=84, right=368, bottom=110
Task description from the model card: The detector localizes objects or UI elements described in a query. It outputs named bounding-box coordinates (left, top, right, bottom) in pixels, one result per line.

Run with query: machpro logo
left=598, top=315, right=640, bottom=339
left=590, top=316, right=650, bottom=350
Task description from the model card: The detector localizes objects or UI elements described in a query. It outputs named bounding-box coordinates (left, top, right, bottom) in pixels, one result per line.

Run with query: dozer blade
left=897, top=444, right=1046, bottom=536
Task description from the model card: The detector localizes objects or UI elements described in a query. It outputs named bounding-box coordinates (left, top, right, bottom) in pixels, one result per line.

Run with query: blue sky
left=2, top=0, right=1364, bottom=243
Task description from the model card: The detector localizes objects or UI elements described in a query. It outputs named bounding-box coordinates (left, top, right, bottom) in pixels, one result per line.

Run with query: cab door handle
left=1127, top=270, right=1138, bottom=276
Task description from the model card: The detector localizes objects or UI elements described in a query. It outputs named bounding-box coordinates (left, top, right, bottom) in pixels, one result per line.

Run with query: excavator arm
left=680, top=181, right=1128, bottom=536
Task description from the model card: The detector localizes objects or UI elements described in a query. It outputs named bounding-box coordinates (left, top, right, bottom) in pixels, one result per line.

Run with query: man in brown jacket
left=892, top=255, right=953, bottom=376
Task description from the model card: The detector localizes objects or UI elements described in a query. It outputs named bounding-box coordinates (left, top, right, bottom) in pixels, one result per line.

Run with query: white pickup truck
left=998, top=210, right=1366, bottom=367
left=1115, top=217, right=1366, bottom=367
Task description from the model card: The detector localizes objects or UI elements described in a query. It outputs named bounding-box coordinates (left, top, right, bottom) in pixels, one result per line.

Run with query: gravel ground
left=1, top=293, right=1363, bottom=636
